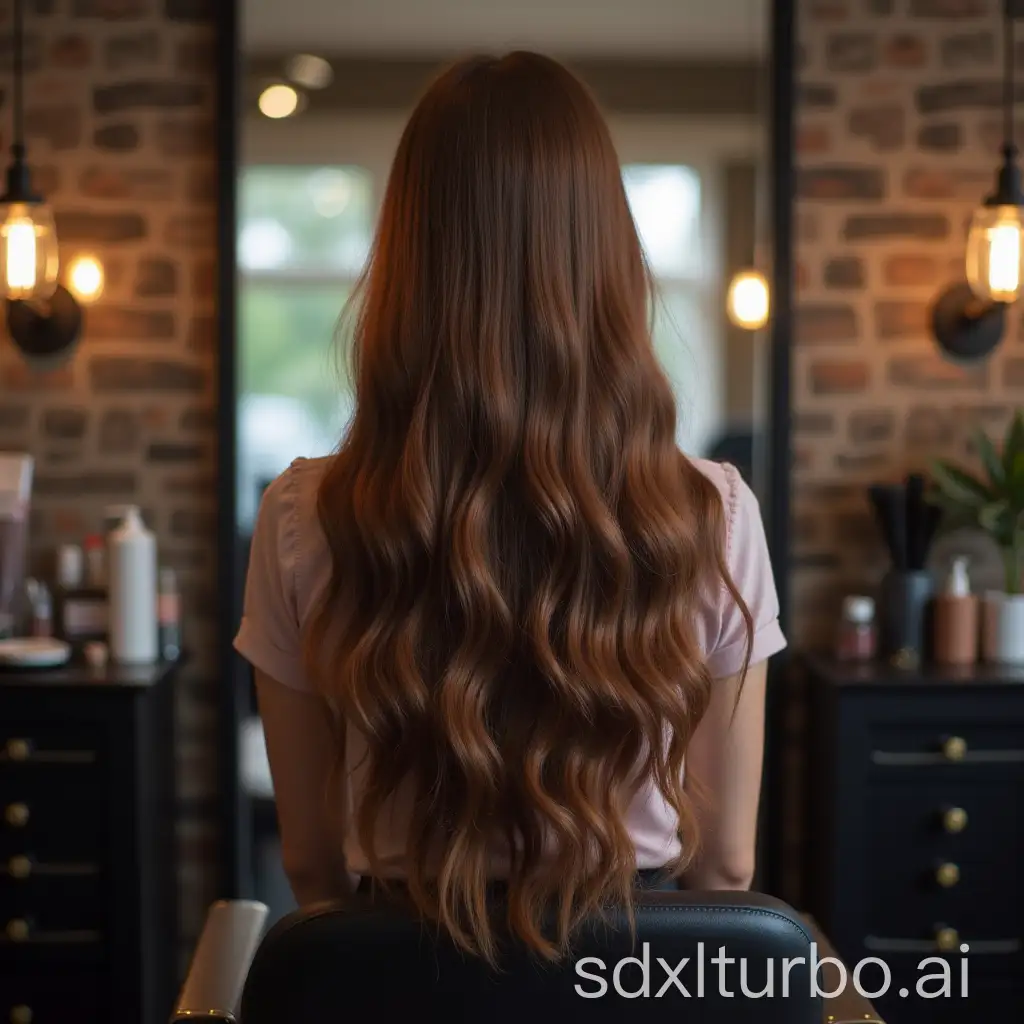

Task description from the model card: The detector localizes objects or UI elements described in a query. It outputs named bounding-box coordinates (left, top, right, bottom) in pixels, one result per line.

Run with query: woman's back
left=234, top=51, right=785, bottom=965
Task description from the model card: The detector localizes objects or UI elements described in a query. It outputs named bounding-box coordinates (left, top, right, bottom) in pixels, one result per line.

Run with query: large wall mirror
left=218, top=0, right=794, bottom=917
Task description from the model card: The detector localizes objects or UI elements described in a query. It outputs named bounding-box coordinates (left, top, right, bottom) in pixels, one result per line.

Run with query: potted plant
left=929, top=410, right=1024, bottom=664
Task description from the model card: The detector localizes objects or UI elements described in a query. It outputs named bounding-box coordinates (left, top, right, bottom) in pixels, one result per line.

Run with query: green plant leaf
left=979, top=500, right=1010, bottom=532
left=1004, top=409, right=1024, bottom=476
left=974, top=426, right=1005, bottom=489
left=930, top=460, right=994, bottom=509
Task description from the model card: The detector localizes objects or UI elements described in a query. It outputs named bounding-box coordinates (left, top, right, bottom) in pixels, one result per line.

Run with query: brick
left=809, top=360, right=870, bottom=394
left=888, top=354, right=987, bottom=389
left=848, top=104, right=904, bottom=150
left=833, top=511, right=881, bottom=546
left=187, top=315, right=215, bottom=352
left=93, top=123, right=139, bottom=151
left=978, top=117, right=1024, bottom=155
left=72, top=0, right=147, bottom=14
left=883, top=34, right=927, bottom=67
left=882, top=254, right=939, bottom=287
left=797, top=125, right=831, bottom=154
left=1, top=363, right=73, bottom=391
left=916, top=81, right=1024, bottom=115
left=162, top=474, right=216, bottom=496
left=798, top=167, right=885, bottom=200
left=906, top=406, right=954, bottom=445
left=157, top=118, right=215, bottom=158
left=98, top=408, right=139, bottom=454
left=26, top=104, right=81, bottom=149
left=50, top=508, right=87, bottom=537
left=903, top=166, right=990, bottom=199
left=940, top=31, right=994, bottom=68
left=0, top=33, right=43, bottom=72
left=177, top=38, right=214, bottom=73
left=94, top=81, right=206, bottom=115
left=170, top=509, right=216, bottom=537
left=793, top=514, right=820, bottom=546
left=148, top=442, right=204, bottom=462
left=33, top=472, right=136, bottom=497
left=166, top=214, right=215, bottom=247
left=105, top=30, right=160, bottom=70
left=844, top=213, right=949, bottom=240
left=78, top=166, right=174, bottom=201
left=875, top=300, right=929, bottom=339
left=810, top=0, right=850, bottom=18
left=798, top=84, right=838, bottom=108
left=865, top=0, right=894, bottom=12
left=136, top=258, right=178, bottom=298
left=917, top=122, right=962, bottom=151
left=909, top=0, right=988, bottom=15
left=797, top=304, right=859, bottom=344
left=0, top=406, right=29, bottom=431
left=32, top=167, right=60, bottom=197
left=50, top=34, right=92, bottom=68
left=55, top=211, right=146, bottom=243
left=180, top=406, right=215, bottom=432
left=793, top=412, right=836, bottom=436
left=826, top=33, right=877, bottom=71
left=835, top=451, right=891, bottom=472
left=86, top=308, right=176, bottom=341
left=89, top=357, right=205, bottom=393
left=192, top=259, right=215, bottom=300
left=849, top=408, right=895, bottom=443
left=165, top=0, right=214, bottom=19
left=41, top=408, right=87, bottom=440
left=796, top=261, right=810, bottom=289
left=1004, top=358, right=1024, bottom=388
left=823, top=256, right=865, bottom=288
left=186, top=166, right=216, bottom=203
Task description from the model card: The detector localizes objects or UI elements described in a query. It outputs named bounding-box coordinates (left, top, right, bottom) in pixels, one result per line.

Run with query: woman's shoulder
left=685, top=456, right=761, bottom=550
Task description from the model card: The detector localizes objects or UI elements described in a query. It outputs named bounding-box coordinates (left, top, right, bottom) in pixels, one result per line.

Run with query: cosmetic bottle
left=932, top=556, right=979, bottom=666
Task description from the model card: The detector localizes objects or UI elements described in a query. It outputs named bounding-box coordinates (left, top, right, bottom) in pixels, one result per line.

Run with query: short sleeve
left=233, top=465, right=310, bottom=691
left=704, top=464, right=787, bottom=679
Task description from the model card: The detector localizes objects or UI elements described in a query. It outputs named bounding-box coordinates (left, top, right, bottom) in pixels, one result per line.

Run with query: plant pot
left=878, top=569, right=934, bottom=666
left=981, top=592, right=1024, bottom=664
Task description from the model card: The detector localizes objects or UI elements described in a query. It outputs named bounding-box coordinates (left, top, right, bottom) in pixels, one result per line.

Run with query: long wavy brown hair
left=304, top=51, right=752, bottom=964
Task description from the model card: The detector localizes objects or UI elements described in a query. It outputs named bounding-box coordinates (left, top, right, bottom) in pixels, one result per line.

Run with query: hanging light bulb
left=0, top=198, right=59, bottom=301
left=727, top=269, right=770, bottom=330
left=965, top=192, right=1024, bottom=304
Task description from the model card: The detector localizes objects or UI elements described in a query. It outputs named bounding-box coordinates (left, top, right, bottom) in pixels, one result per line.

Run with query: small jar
left=836, top=595, right=876, bottom=661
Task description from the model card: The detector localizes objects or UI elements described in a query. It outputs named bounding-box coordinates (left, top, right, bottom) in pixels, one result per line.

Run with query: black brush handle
left=869, top=483, right=907, bottom=570
left=906, top=473, right=926, bottom=570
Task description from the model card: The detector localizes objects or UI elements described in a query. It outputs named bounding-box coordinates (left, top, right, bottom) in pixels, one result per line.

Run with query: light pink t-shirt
left=234, top=455, right=786, bottom=875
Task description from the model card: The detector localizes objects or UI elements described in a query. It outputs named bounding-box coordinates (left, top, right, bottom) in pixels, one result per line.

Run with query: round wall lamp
left=259, top=83, right=302, bottom=119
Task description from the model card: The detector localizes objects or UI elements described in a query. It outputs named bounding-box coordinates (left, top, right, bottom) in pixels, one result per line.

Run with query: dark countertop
left=803, top=652, right=1024, bottom=688
left=0, top=655, right=183, bottom=690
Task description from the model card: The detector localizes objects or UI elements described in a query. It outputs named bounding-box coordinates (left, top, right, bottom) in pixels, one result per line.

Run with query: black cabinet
left=0, top=661, right=178, bottom=1023
left=804, top=656, right=1024, bottom=1024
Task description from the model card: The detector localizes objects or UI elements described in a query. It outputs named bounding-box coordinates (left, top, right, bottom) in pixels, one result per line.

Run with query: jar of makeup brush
left=836, top=595, right=877, bottom=662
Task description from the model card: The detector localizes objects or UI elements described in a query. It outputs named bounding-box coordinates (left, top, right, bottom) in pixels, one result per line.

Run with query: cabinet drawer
left=864, top=720, right=1024, bottom=770
left=0, top=779, right=105, bottom=862
left=1, top=970, right=99, bottom=1023
left=0, top=874, right=103, bottom=946
left=0, top=723, right=102, bottom=780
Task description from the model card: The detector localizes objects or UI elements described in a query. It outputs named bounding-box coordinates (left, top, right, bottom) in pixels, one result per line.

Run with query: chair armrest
left=170, top=899, right=269, bottom=1023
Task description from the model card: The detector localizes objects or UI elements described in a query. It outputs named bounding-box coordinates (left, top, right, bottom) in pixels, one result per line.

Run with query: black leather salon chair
left=171, top=890, right=883, bottom=1023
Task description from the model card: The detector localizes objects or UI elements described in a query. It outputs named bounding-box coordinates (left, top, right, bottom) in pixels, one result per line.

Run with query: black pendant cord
left=11, top=0, right=23, bottom=167
left=1006, top=2, right=1016, bottom=160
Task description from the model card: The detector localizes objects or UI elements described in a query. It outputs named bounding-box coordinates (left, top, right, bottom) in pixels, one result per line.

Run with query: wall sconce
left=726, top=269, right=770, bottom=331
left=1, top=0, right=85, bottom=367
left=932, top=2, right=1021, bottom=362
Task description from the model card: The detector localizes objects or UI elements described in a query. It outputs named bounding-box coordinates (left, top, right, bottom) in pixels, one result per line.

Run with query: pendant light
left=1, top=0, right=84, bottom=365
left=932, top=2, right=1020, bottom=361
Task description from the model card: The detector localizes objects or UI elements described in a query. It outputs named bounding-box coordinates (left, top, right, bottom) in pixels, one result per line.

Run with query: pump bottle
left=932, top=556, right=979, bottom=666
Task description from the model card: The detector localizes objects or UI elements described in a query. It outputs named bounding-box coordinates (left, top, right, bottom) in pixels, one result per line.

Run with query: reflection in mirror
left=235, top=0, right=771, bottom=919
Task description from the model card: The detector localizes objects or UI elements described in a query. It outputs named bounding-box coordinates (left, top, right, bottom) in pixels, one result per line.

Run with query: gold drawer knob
left=4, top=739, right=31, bottom=762
left=936, top=862, right=960, bottom=887
left=10, top=1006, right=32, bottom=1024
left=942, top=736, right=967, bottom=761
left=3, top=803, right=29, bottom=828
left=7, top=856, right=31, bottom=879
left=942, top=807, right=967, bottom=833
left=935, top=926, right=959, bottom=952
left=5, top=918, right=29, bottom=942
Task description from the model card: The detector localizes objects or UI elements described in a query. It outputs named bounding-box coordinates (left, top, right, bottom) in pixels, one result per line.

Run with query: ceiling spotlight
left=285, top=54, right=333, bottom=90
left=259, top=84, right=300, bottom=119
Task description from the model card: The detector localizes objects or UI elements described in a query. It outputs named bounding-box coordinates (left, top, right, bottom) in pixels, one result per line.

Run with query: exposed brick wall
left=0, top=0, right=218, bottom=950
left=794, top=0, right=1024, bottom=649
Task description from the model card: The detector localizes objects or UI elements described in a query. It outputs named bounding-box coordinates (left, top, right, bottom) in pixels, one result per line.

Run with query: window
left=236, top=166, right=374, bottom=529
